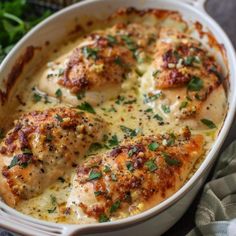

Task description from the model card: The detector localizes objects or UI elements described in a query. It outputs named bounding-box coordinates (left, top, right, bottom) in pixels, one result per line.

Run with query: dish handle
left=180, top=0, right=208, bottom=12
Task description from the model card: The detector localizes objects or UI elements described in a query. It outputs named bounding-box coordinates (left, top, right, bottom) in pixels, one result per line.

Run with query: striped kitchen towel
left=188, top=141, right=236, bottom=236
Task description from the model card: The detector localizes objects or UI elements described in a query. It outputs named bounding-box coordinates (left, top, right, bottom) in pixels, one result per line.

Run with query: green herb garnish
left=145, top=159, right=157, bottom=172
left=107, top=35, right=117, bottom=45
left=55, top=114, right=63, bottom=122
left=110, top=200, right=121, bottom=213
left=77, top=102, right=96, bottom=114
left=82, top=46, right=99, bottom=60
left=103, top=165, right=111, bottom=173
left=108, top=135, right=119, bottom=147
left=33, top=93, right=42, bottom=103
left=88, top=169, right=102, bottom=181
left=126, top=162, right=134, bottom=172
left=162, top=152, right=181, bottom=166
left=76, top=90, right=85, bottom=100
left=99, top=213, right=109, bottom=223
left=120, top=125, right=140, bottom=138
left=187, top=76, right=203, bottom=91
left=94, top=191, right=102, bottom=196
left=153, top=114, right=163, bottom=121
left=201, top=119, right=217, bottom=129
left=161, top=104, right=170, bottom=114
left=55, top=88, right=62, bottom=98
left=148, top=142, right=159, bottom=151
left=179, top=101, right=188, bottom=110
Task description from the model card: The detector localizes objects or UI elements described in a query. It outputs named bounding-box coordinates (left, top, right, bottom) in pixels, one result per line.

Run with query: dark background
left=165, top=0, right=236, bottom=235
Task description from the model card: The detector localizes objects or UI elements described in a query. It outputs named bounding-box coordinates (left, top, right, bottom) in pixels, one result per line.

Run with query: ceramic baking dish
left=0, top=0, right=235, bottom=235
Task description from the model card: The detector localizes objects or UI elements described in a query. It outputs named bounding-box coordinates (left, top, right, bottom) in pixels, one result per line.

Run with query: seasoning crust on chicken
left=68, top=128, right=204, bottom=222
left=0, top=107, right=107, bottom=207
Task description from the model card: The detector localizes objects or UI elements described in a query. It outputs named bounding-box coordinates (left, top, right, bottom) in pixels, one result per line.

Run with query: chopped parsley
left=187, top=76, right=203, bottom=91
left=121, top=35, right=137, bottom=52
left=126, top=162, right=134, bottom=172
left=76, top=90, right=85, bottom=100
left=123, top=99, right=137, bottom=105
left=152, top=70, right=161, bottom=77
left=115, top=96, right=125, bottom=105
left=103, top=165, right=111, bottom=173
left=110, top=200, right=121, bottom=213
left=153, top=114, right=163, bottom=121
left=89, top=143, right=103, bottom=153
left=145, top=108, right=153, bottom=113
left=77, top=102, right=96, bottom=114
left=8, top=156, right=29, bottom=169
left=148, top=142, right=159, bottom=151
left=55, top=88, right=62, bottom=98
left=99, top=213, right=109, bottom=223
left=161, top=104, right=170, bottom=114
left=22, top=148, right=32, bottom=155
left=162, top=152, right=181, bottom=166
left=88, top=169, right=102, bottom=181
left=48, top=207, right=56, bottom=214
left=179, top=101, right=188, bottom=110
left=114, top=56, right=124, bottom=66
left=94, top=191, right=102, bottom=196
left=82, top=46, right=99, bottom=60
left=166, top=133, right=176, bottom=146
left=143, top=93, right=162, bottom=103
left=107, top=35, right=117, bottom=45
left=55, top=114, right=63, bottom=122
left=108, top=135, right=119, bottom=147
left=33, top=93, right=42, bottom=103
left=46, top=133, right=53, bottom=142
left=201, top=119, right=217, bottom=129
left=145, top=159, right=158, bottom=172
left=120, top=125, right=140, bottom=138
left=128, top=146, right=139, bottom=157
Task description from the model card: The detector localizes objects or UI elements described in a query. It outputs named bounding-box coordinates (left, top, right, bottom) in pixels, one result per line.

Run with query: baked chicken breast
left=67, top=128, right=204, bottom=222
left=140, top=29, right=225, bottom=120
left=0, top=107, right=107, bottom=207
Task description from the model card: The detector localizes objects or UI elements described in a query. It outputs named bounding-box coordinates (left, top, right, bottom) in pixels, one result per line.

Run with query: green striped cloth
left=188, top=141, right=236, bottom=236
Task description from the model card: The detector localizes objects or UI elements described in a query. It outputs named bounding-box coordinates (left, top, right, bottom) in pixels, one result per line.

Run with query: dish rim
left=0, top=0, right=236, bottom=234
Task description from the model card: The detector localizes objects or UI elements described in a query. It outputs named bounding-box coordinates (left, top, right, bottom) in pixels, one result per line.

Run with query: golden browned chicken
left=149, top=29, right=223, bottom=118
left=0, top=107, right=107, bottom=207
left=67, top=127, right=204, bottom=222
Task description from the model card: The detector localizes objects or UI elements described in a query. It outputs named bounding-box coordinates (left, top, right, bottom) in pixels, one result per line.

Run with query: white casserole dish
left=0, top=0, right=235, bottom=235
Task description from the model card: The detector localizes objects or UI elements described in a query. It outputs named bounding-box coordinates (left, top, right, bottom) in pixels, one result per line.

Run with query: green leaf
left=54, top=114, right=63, bottom=122
left=120, top=125, right=140, bottom=138
left=94, top=191, right=102, bottom=196
left=162, top=152, right=181, bottom=166
left=161, top=104, right=170, bottom=114
left=201, top=119, right=217, bottom=129
left=108, top=135, right=119, bottom=147
left=103, top=165, right=111, bottom=173
left=88, top=169, right=102, bottom=181
left=153, top=114, right=163, bottom=121
left=55, top=89, right=62, bottom=98
left=187, top=76, right=203, bottom=91
left=143, top=93, right=162, bottom=103
left=110, top=200, right=121, bottom=213
left=126, top=162, right=134, bottom=172
left=77, top=102, right=96, bottom=114
left=33, top=93, right=42, bottom=103
left=8, top=156, right=19, bottom=169
left=107, top=35, right=117, bottom=45
left=179, top=101, right=188, bottom=110
left=99, top=213, right=109, bottom=223
left=76, top=90, right=85, bottom=100
left=145, top=159, right=157, bottom=172
left=82, top=46, right=99, bottom=60
left=148, top=142, right=159, bottom=151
